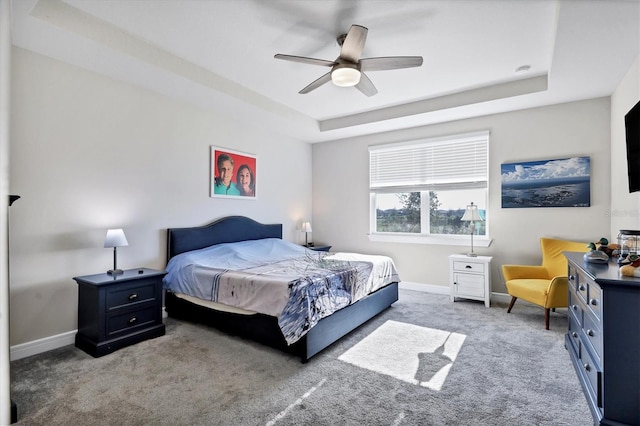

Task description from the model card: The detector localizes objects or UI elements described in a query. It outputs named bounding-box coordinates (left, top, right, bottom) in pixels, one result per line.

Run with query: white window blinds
left=369, top=131, right=489, bottom=192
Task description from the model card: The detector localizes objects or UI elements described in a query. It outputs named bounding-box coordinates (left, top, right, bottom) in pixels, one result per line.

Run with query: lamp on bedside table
left=461, top=202, right=483, bottom=257
left=104, top=228, right=128, bottom=275
left=302, top=222, right=312, bottom=247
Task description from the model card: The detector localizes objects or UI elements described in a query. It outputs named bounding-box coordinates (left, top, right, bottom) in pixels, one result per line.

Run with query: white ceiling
left=10, top=0, right=640, bottom=143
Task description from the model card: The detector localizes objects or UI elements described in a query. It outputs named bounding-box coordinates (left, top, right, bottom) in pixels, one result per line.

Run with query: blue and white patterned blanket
left=163, top=238, right=400, bottom=344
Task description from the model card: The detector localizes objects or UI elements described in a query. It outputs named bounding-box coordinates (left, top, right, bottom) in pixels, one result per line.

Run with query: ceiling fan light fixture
left=331, top=66, right=361, bottom=87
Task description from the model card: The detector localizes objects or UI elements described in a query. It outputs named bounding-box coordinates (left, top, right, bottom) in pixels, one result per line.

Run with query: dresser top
left=565, top=251, right=640, bottom=288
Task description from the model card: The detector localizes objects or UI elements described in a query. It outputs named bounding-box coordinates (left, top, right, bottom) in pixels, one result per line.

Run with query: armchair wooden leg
left=545, top=308, right=550, bottom=330
left=507, top=296, right=517, bottom=313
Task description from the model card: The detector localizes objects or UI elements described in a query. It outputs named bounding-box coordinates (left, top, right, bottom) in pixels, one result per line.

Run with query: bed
left=163, top=216, right=399, bottom=362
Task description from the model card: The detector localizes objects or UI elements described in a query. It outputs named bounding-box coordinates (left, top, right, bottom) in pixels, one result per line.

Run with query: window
left=369, top=131, right=489, bottom=244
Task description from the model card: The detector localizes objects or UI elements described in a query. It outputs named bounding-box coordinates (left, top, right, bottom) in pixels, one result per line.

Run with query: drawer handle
left=578, top=285, right=586, bottom=291
left=569, top=274, right=575, bottom=281
left=128, top=293, right=138, bottom=301
left=571, top=304, right=578, bottom=311
left=583, top=363, right=591, bottom=372
left=589, top=298, right=598, bottom=306
left=587, top=329, right=595, bottom=337
left=465, top=265, right=472, bottom=269
left=128, top=316, right=138, bottom=325
left=571, top=332, right=578, bottom=338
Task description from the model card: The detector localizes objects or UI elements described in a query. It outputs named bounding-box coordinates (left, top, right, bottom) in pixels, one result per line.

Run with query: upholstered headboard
left=166, top=216, right=283, bottom=260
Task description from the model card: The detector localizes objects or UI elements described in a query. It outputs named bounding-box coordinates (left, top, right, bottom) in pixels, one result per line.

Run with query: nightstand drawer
left=106, top=280, right=157, bottom=311
left=452, top=260, right=485, bottom=273
left=107, top=306, right=157, bottom=337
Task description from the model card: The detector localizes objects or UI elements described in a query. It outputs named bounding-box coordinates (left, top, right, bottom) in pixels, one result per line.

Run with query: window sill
left=368, top=233, right=493, bottom=247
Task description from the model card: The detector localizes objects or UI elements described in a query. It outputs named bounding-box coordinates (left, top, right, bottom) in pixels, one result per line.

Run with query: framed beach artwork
left=501, top=156, right=590, bottom=208
left=210, top=146, right=257, bottom=199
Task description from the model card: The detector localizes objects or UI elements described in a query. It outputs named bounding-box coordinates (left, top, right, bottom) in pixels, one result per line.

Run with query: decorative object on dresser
left=104, top=228, right=128, bottom=275
left=460, top=202, right=483, bottom=257
left=617, top=229, right=640, bottom=264
left=163, top=216, right=400, bottom=362
left=502, top=238, right=589, bottom=329
left=74, top=268, right=166, bottom=357
left=565, top=252, right=640, bottom=425
left=583, top=242, right=609, bottom=263
left=449, top=254, right=492, bottom=307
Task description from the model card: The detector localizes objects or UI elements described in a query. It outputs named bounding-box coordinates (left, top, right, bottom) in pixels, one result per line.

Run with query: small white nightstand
left=449, top=254, right=492, bottom=307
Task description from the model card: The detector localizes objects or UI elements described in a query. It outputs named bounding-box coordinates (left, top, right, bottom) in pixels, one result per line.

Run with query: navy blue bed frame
left=165, top=216, right=398, bottom=362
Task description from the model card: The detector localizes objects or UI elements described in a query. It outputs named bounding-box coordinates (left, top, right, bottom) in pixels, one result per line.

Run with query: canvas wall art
left=501, top=156, right=590, bottom=208
left=211, top=146, right=257, bottom=198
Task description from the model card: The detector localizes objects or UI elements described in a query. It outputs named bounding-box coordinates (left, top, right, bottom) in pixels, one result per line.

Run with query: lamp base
left=107, top=269, right=124, bottom=275
left=466, top=252, right=478, bottom=257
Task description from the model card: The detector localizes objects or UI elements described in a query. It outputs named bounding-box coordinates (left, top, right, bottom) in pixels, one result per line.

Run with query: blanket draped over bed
left=163, top=238, right=400, bottom=344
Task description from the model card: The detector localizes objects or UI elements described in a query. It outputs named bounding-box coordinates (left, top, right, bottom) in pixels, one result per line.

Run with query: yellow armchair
left=501, top=237, right=589, bottom=329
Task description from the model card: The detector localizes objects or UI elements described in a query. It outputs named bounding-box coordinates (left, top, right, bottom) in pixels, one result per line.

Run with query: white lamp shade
left=331, top=67, right=361, bottom=87
left=104, top=229, right=129, bottom=248
left=301, top=222, right=312, bottom=233
left=461, top=203, right=483, bottom=221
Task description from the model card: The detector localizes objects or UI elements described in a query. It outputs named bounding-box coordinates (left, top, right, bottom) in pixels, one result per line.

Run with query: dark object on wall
left=8, top=195, right=19, bottom=423
left=625, top=99, right=640, bottom=193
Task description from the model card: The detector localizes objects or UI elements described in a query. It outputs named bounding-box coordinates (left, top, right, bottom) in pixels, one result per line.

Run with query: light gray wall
left=8, top=48, right=312, bottom=345
left=610, top=57, right=640, bottom=236
left=312, top=98, right=612, bottom=292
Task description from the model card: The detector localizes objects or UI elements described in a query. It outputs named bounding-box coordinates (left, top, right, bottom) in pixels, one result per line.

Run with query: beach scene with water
left=501, top=157, right=591, bottom=208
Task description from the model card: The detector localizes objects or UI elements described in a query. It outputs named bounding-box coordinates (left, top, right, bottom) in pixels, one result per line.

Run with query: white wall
left=8, top=47, right=312, bottom=346
left=312, top=98, right=612, bottom=292
left=610, top=57, right=640, bottom=236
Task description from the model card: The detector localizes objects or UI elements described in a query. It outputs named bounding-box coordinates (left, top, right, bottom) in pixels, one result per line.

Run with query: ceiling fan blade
left=355, top=72, right=377, bottom=97
left=340, top=25, right=367, bottom=63
left=360, top=56, right=424, bottom=71
left=299, top=72, right=332, bottom=94
left=274, top=54, right=336, bottom=67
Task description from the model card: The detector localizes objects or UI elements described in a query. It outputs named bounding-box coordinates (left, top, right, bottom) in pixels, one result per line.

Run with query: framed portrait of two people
left=211, top=146, right=257, bottom=198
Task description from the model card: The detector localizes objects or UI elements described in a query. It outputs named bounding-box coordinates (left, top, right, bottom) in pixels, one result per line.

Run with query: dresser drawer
left=579, top=339, right=602, bottom=409
left=105, top=280, right=157, bottom=311
left=107, top=305, right=158, bottom=338
left=452, top=261, right=484, bottom=273
left=576, top=275, right=589, bottom=304
left=567, top=311, right=582, bottom=356
left=582, top=311, right=602, bottom=365
left=568, top=289, right=583, bottom=327
left=586, top=283, right=602, bottom=320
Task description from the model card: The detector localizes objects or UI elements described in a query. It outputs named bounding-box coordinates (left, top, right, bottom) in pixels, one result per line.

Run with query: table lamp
left=461, top=202, right=483, bottom=257
left=302, top=222, right=312, bottom=247
left=104, top=228, right=128, bottom=275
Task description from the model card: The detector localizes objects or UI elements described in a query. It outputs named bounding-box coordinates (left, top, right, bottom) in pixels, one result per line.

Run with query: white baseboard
left=399, top=281, right=449, bottom=294
left=10, top=330, right=77, bottom=361
left=399, top=281, right=512, bottom=304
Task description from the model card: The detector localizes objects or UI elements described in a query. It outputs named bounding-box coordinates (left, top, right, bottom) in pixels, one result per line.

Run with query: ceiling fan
left=274, top=24, right=423, bottom=97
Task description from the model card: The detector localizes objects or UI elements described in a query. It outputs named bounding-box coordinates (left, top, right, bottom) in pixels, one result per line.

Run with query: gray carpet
left=10, top=289, right=592, bottom=425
